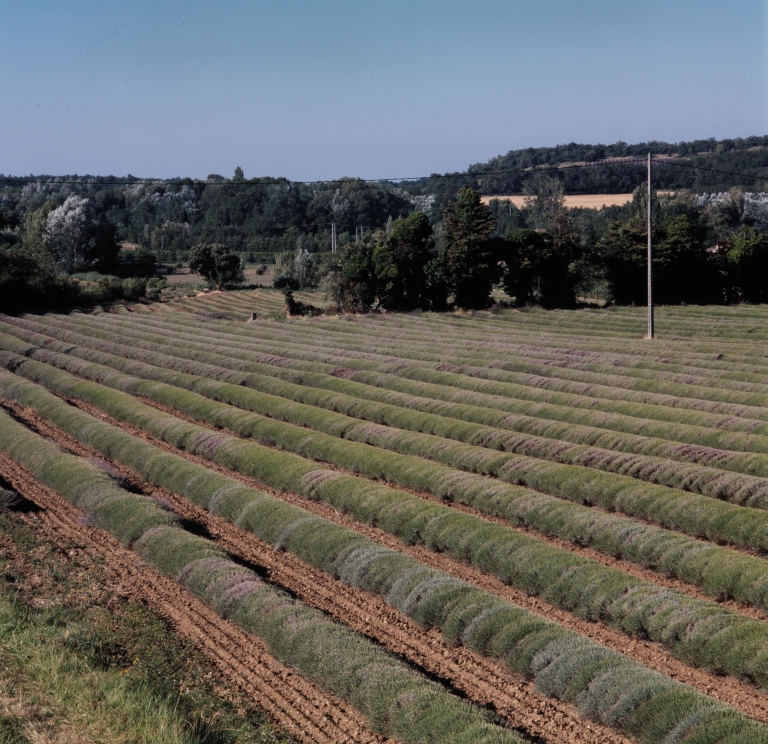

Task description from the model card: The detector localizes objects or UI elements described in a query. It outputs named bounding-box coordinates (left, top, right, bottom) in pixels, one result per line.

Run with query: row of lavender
left=7, top=314, right=768, bottom=559
left=133, top=297, right=768, bottom=418
left=0, top=402, right=527, bottom=744
left=0, top=368, right=765, bottom=744
left=97, top=307, right=768, bottom=446
left=131, top=305, right=768, bottom=442
left=12, top=312, right=768, bottom=501
left=162, top=289, right=768, bottom=345
left=3, top=343, right=768, bottom=695
left=234, top=295, right=768, bottom=378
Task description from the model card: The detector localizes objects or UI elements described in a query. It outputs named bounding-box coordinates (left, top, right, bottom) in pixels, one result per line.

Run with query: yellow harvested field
left=481, top=194, right=634, bottom=209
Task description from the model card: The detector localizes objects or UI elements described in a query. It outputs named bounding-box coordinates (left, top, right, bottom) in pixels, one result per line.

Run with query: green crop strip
left=21, top=313, right=768, bottom=511
left=3, top=331, right=768, bottom=616
left=4, top=364, right=768, bottom=693
left=28, top=311, right=768, bottom=433
left=119, top=304, right=768, bottom=397
left=0, top=376, right=766, bottom=743
left=41, top=309, right=768, bottom=432
left=13, top=313, right=768, bottom=485
left=0, top=407, right=528, bottom=744
left=36, top=308, right=768, bottom=422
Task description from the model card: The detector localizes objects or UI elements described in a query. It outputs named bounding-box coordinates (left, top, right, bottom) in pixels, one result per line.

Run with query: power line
left=0, top=159, right=647, bottom=187
left=650, top=158, right=768, bottom=182
left=0, top=156, right=764, bottom=188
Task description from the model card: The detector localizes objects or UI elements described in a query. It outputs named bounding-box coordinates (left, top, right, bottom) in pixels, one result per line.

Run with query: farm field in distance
left=480, top=193, right=676, bottom=209
left=4, top=292, right=768, bottom=743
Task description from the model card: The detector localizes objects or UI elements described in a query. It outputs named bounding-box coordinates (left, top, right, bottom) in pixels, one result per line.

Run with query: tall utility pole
left=331, top=222, right=336, bottom=253
left=647, top=153, right=654, bottom=339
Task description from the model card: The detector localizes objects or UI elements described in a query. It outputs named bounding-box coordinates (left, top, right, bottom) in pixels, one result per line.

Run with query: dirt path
left=5, top=399, right=768, bottom=727
left=0, top=450, right=386, bottom=744
left=1, top=401, right=629, bottom=744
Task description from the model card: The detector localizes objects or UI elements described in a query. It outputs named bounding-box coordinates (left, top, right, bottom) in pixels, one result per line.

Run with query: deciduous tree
left=43, top=195, right=118, bottom=274
left=372, top=211, right=433, bottom=311
left=188, top=243, right=244, bottom=289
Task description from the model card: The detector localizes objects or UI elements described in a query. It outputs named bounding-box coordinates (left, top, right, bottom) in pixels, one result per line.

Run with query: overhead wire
left=0, top=156, right=765, bottom=188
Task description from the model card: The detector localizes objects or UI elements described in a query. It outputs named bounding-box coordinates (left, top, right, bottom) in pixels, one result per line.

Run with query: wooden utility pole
left=647, top=153, right=654, bottom=339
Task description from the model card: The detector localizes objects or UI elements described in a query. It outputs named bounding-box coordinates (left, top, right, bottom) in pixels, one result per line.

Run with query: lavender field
left=2, top=292, right=768, bottom=744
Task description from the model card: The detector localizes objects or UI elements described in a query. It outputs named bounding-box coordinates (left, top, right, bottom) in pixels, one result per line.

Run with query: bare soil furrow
left=7, top=398, right=768, bottom=724
left=0, top=449, right=385, bottom=744
left=123, top=393, right=768, bottom=612
left=107, top=389, right=766, bottom=612
left=1, top=400, right=626, bottom=744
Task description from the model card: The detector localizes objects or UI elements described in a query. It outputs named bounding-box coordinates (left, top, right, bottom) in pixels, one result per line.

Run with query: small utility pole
left=331, top=222, right=336, bottom=253
left=647, top=153, right=654, bottom=339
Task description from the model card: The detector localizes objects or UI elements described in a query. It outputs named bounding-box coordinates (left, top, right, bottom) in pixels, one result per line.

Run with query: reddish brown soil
left=1, top=401, right=627, bottom=744
left=0, top=450, right=385, bottom=744
left=6, top=398, right=768, bottom=726
left=123, top=394, right=766, bottom=609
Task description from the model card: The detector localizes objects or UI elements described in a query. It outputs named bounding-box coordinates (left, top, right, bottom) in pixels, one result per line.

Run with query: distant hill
left=399, top=135, right=768, bottom=198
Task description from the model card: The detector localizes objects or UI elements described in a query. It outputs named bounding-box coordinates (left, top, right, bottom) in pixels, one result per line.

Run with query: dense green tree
left=654, top=214, right=717, bottom=303
left=727, top=225, right=768, bottom=303
left=188, top=243, right=244, bottom=289
left=501, top=217, right=581, bottom=308
left=500, top=213, right=581, bottom=308
left=43, top=195, right=118, bottom=274
left=372, top=211, right=433, bottom=311
left=599, top=213, right=718, bottom=305
left=598, top=221, right=647, bottom=305
left=306, top=179, right=411, bottom=231
left=401, top=135, right=768, bottom=199
left=500, top=229, right=544, bottom=306
left=438, top=187, right=501, bottom=310
left=324, top=236, right=377, bottom=311
left=21, top=200, right=58, bottom=261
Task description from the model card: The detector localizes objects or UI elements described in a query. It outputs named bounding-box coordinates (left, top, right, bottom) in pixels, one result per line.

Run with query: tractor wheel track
left=0, top=449, right=385, bottom=744
left=2, top=401, right=631, bottom=744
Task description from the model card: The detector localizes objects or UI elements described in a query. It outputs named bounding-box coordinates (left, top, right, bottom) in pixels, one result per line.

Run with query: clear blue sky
left=2, top=0, right=765, bottom=181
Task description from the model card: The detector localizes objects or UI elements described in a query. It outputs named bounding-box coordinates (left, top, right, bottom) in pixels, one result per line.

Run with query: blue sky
left=2, top=0, right=766, bottom=181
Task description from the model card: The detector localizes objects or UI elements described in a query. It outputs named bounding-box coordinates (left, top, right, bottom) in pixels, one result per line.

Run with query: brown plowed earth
left=118, top=395, right=768, bottom=613
left=6, top=400, right=768, bottom=725
left=1, top=401, right=627, bottom=744
left=16, top=342, right=764, bottom=598
left=0, top=451, right=386, bottom=744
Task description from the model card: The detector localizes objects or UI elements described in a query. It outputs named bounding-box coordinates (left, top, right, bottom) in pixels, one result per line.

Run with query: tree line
left=398, top=136, right=768, bottom=202
left=302, top=182, right=768, bottom=312
left=1, top=133, right=767, bottom=313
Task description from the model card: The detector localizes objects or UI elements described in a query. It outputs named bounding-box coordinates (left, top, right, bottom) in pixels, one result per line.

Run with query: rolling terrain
left=3, top=293, right=768, bottom=742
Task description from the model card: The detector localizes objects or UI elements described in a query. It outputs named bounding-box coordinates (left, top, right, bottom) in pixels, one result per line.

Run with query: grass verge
left=0, top=499, right=290, bottom=744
